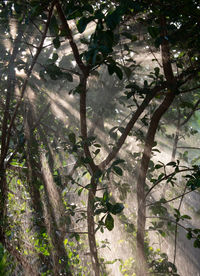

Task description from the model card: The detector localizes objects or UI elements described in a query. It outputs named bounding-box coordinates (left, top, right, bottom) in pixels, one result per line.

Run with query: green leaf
left=83, top=4, right=94, bottom=14
left=14, top=3, right=22, bottom=13
left=187, top=231, right=192, bottom=240
left=52, top=53, right=59, bottom=62
left=78, top=188, right=83, bottom=196
left=94, top=10, right=104, bottom=19
left=68, top=132, right=76, bottom=144
left=154, top=36, right=163, bottom=48
left=148, top=26, right=159, bottom=38
left=112, top=159, right=125, bottom=166
left=49, top=15, right=59, bottom=36
left=45, top=64, right=62, bottom=80
left=180, top=101, right=194, bottom=109
left=94, top=144, right=101, bottom=148
left=158, top=229, right=166, bottom=237
left=114, top=66, right=123, bottom=80
left=103, top=191, right=109, bottom=202
left=123, top=66, right=132, bottom=79
left=194, top=239, right=200, bottom=248
left=110, top=203, right=124, bottom=215
left=154, top=67, right=160, bottom=76
left=113, top=166, right=123, bottom=176
left=74, top=233, right=80, bottom=242
left=106, top=202, right=113, bottom=212
left=95, top=208, right=107, bottom=215
left=94, top=149, right=100, bottom=155
left=108, top=64, right=115, bottom=75
left=124, top=44, right=129, bottom=51
left=108, top=64, right=123, bottom=80
left=166, top=161, right=176, bottom=167
left=181, top=215, right=191, bottom=220
left=118, top=127, right=125, bottom=134
left=77, top=17, right=92, bottom=33
left=65, top=72, right=73, bottom=82
left=105, top=214, right=114, bottom=231
left=53, top=37, right=60, bottom=49
left=106, top=9, right=121, bottom=30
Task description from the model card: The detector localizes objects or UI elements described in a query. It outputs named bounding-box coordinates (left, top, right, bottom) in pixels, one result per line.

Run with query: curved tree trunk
left=136, top=92, right=175, bottom=276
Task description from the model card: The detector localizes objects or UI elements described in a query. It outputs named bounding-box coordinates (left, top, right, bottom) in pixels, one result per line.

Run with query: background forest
left=0, top=0, right=200, bottom=275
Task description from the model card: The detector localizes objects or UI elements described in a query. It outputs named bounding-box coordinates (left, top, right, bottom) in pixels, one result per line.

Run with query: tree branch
left=173, top=184, right=187, bottom=265
left=180, top=98, right=200, bottom=126
left=177, top=146, right=200, bottom=150
left=145, top=168, right=194, bottom=199
left=99, top=84, right=166, bottom=170
left=146, top=216, right=196, bottom=236
left=146, top=187, right=197, bottom=207
left=55, top=1, right=89, bottom=77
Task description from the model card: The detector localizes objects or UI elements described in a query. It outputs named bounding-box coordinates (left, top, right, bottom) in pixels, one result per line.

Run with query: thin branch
left=146, top=188, right=198, bottom=207
left=38, top=62, right=80, bottom=76
left=22, top=40, right=39, bottom=49
left=177, top=146, right=200, bottom=150
left=40, top=39, right=65, bottom=49
left=149, top=46, right=162, bottom=68
left=22, top=35, right=34, bottom=58
left=145, top=168, right=194, bottom=199
left=99, top=84, right=166, bottom=170
left=146, top=216, right=196, bottom=237
left=173, top=184, right=187, bottom=265
left=180, top=85, right=200, bottom=94
left=180, top=98, right=200, bottom=126
left=55, top=1, right=89, bottom=76
left=59, top=66, right=81, bottom=76
left=67, top=231, right=88, bottom=234
left=29, top=18, right=43, bottom=35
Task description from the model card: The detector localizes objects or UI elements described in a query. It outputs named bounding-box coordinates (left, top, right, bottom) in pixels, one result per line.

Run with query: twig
left=177, top=146, right=200, bottom=150
left=181, top=99, right=200, bottom=126
left=99, top=84, right=166, bottom=169
left=146, top=188, right=198, bottom=207
left=173, top=184, right=187, bottom=265
left=149, top=46, right=162, bottom=68
left=146, top=216, right=197, bottom=237
left=29, top=18, right=43, bottom=35
left=145, top=168, right=194, bottom=199
left=180, top=85, right=200, bottom=94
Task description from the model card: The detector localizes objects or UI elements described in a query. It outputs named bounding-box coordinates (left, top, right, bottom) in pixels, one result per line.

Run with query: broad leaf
left=105, top=214, right=114, bottom=231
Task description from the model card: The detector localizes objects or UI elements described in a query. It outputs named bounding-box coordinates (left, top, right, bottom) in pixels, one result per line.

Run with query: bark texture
left=136, top=92, right=175, bottom=276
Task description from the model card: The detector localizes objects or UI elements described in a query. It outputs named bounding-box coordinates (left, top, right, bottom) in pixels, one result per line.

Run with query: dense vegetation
left=0, top=0, right=200, bottom=275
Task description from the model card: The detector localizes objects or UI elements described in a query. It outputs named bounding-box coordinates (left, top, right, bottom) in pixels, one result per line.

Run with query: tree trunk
left=171, top=109, right=181, bottom=161
left=40, top=150, right=72, bottom=276
left=24, top=105, right=52, bottom=272
left=0, top=170, right=7, bottom=245
left=136, top=92, right=175, bottom=276
left=24, top=99, right=72, bottom=275
left=0, top=26, right=23, bottom=248
left=87, top=178, right=100, bottom=276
